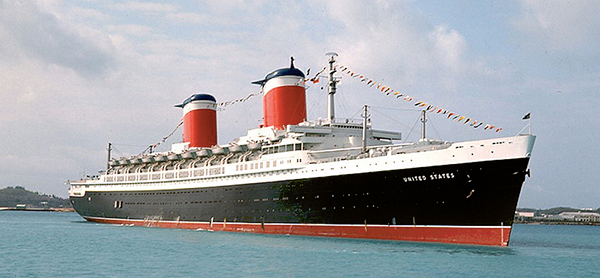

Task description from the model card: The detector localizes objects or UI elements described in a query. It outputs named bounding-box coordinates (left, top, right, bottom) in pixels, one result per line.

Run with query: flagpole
left=527, top=112, right=532, bottom=134
left=519, top=112, right=531, bottom=135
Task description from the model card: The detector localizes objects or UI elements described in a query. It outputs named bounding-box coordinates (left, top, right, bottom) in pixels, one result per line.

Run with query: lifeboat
left=196, top=149, right=212, bottom=157
left=230, top=144, right=248, bottom=153
left=141, top=156, right=154, bottom=163
left=211, top=146, right=229, bottom=155
left=167, top=153, right=181, bottom=161
left=181, top=151, right=197, bottom=159
left=130, top=158, right=142, bottom=165
left=248, top=142, right=263, bottom=151
left=154, top=155, right=167, bottom=162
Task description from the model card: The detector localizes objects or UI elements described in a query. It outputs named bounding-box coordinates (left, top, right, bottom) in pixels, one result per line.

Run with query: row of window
left=109, top=191, right=378, bottom=210
left=263, top=143, right=303, bottom=154
left=105, top=157, right=304, bottom=183
left=112, top=149, right=304, bottom=176
left=84, top=152, right=463, bottom=192
left=113, top=200, right=380, bottom=213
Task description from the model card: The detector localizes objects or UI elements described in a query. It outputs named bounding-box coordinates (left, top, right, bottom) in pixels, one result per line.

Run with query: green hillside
left=518, top=206, right=600, bottom=215
left=0, top=186, right=71, bottom=208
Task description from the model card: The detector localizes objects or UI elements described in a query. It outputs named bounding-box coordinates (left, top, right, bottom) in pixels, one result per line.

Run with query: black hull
left=71, top=157, right=530, bottom=227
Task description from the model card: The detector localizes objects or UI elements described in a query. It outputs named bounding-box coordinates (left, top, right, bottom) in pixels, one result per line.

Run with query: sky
left=1, top=0, right=599, bottom=209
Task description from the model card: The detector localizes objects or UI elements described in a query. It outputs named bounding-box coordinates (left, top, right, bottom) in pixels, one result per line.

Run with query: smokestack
left=252, top=57, right=306, bottom=129
left=175, top=94, right=217, bottom=148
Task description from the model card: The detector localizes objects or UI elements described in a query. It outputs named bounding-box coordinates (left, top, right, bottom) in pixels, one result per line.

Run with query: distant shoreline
left=0, top=207, right=75, bottom=212
left=515, top=220, right=600, bottom=226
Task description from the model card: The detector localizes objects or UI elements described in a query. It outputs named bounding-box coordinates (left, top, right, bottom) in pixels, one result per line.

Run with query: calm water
left=1, top=211, right=599, bottom=277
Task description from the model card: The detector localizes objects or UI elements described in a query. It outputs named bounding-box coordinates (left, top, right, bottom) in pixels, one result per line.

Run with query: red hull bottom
left=84, top=217, right=512, bottom=246
left=85, top=217, right=511, bottom=246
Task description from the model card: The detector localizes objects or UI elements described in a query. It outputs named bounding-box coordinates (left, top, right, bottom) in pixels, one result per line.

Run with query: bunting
left=306, top=66, right=327, bottom=84
left=217, top=92, right=261, bottom=109
left=335, top=63, right=502, bottom=132
left=216, top=66, right=325, bottom=110
left=141, top=119, right=184, bottom=154
left=143, top=90, right=261, bottom=153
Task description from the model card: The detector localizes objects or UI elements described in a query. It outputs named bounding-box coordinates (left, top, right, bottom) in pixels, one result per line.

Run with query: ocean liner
left=69, top=54, right=536, bottom=246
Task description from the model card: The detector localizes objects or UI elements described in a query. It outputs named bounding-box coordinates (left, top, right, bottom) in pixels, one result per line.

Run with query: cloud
left=112, top=1, right=177, bottom=13
left=106, top=24, right=154, bottom=37
left=0, top=0, right=116, bottom=77
left=428, top=25, right=467, bottom=73
left=166, top=12, right=211, bottom=24
left=318, top=0, right=476, bottom=94
left=512, top=0, right=600, bottom=54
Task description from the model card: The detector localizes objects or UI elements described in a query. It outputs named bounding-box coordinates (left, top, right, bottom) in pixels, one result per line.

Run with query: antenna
left=420, top=110, right=427, bottom=142
left=362, top=105, right=369, bottom=153
left=326, top=52, right=338, bottom=123
left=106, top=142, right=112, bottom=170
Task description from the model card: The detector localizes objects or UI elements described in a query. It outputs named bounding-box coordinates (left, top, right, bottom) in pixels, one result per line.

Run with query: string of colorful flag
left=140, top=119, right=184, bottom=155
left=306, top=67, right=327, bottom=84
left=217, top=92, right=261, bottom=109
left=217, top=66, right=326, bottom=110
left=325, top=64, right=502, bottom=132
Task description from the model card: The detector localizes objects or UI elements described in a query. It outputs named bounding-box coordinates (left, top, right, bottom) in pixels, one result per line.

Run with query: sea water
left=1, top=211, right=599, bottom=277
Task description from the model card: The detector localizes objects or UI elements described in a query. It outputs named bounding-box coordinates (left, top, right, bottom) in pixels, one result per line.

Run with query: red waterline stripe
left=84, top=217, right=511, bottom=246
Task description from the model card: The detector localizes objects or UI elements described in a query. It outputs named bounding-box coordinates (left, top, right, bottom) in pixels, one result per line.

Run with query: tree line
left=0, top=186, right=71, bottom=208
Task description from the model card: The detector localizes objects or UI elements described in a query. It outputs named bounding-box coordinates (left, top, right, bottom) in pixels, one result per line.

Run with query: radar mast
left=326, top=52, right=338, bottom=123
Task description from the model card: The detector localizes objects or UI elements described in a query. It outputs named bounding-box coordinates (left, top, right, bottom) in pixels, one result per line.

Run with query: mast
left=326, top=52, right=338, bottom=122
left=362, top=105, right=369, bottom=153
left=420, top=110, right=427, bottom=142
left=106, top=142, right=112, bottom=170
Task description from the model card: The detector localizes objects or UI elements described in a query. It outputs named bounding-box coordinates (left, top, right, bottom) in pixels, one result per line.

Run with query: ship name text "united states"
left=403, top=172, right=455, bottom=182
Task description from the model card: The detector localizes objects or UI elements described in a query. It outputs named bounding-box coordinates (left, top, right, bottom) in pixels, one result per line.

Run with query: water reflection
left=343, top=238, right=517, bottom=256
left=219, top=232, right=519, bottom=257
